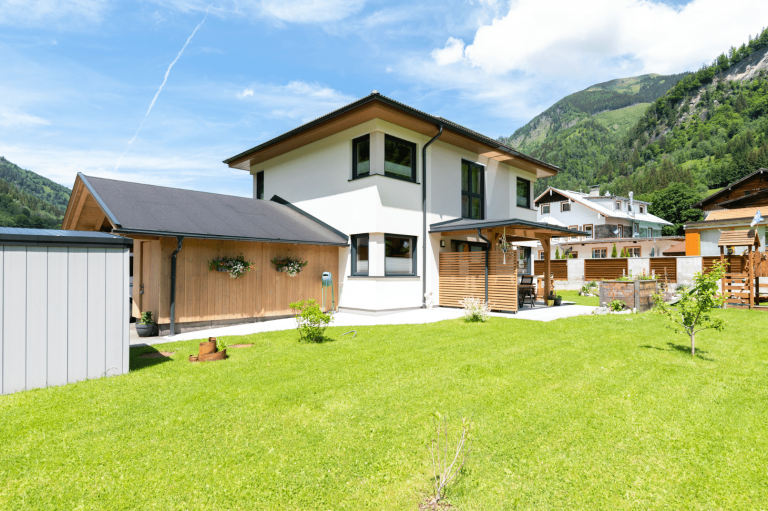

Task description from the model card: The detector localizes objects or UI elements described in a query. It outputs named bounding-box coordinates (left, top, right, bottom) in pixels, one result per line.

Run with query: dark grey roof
left=429, top=217, right=587, bottom=236
left=79, top=174, right=348, bottom=246
left=0, top=227, right=133, bottom=247
left=223, top=92, right=561, bottom=175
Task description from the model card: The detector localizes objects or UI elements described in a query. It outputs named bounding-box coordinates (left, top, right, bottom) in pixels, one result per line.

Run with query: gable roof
left=63, top=174, right=348, bottom=246
left=693, top=168, right=768, bottom=209
left=662, top=240, right=687, bottom=256
left=534, top=187, right=673, bottom=226
left=223, top=92, right=561, bottom=179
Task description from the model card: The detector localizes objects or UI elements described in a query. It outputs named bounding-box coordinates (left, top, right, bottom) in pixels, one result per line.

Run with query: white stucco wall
left=699, top=225, right=766, bottom=257
left=252, top=118, right=538, bottom=312
left=677, top=256, right=702, bottom=285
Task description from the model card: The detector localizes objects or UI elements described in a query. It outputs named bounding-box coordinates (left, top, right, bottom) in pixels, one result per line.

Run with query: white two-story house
left=534, top=186, right=677, bottom=259
left=224, top=92, right=580, bottom=314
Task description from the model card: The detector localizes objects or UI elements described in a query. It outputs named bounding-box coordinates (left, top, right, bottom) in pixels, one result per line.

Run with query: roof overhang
left=429, top=217, right=587, bottom=239
left=111, top=228, right=349, bottom=246
left=223, top=94, right=560, bottom=179
left=693, top=168, right=768, bottom=209
left=717, top=229, right=760, bottom=247
left=534, top=188, right=573, bottom=205
left=685, top=217, right=768, bottom=230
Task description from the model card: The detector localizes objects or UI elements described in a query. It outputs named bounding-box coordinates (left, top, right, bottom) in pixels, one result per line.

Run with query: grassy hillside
left=0, top=157, right=70, bottom=228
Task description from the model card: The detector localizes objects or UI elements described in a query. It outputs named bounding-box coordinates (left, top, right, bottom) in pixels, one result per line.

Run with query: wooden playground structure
left=717, top=229, right=768, bottom=309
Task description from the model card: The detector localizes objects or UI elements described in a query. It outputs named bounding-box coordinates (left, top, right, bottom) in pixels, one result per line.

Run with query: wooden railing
left=584, top=259, right=628, bottom=281
left=650, top=257, right=677, bottom=283
left=533, top=260, right=568, bottom=280
left=439, top=250, right=518, bottom=312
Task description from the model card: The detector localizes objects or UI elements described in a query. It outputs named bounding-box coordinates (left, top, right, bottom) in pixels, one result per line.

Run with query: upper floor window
left=516, top=177, right=531, bottom=209
left=351, top=234, right=369, bottom=276
left=639, top=205, right=645, bottom=214
left=256, top=170, right=264, bottom=200
left=384, top=135, right=417, bottom=182
left=583, top=224, right=593, bottom=239
left=461, top=160, right=484, bottom=219
left=541, top=204, right=550, bottom=214
left=352, top=135, right=370, bottom=179
left=561, top=202, right=571, bottom=212
left=615, top=201, right=621, bottom=211
left=385, top=234, right=416, bottom=276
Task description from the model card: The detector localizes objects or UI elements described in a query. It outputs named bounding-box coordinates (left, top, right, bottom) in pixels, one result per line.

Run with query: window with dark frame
left=541, top=204, right=550, bottom=214
left=452, top=240, right=486, bottom=252
left=461, top=160, right=485, bottom=219
left=352, top=134, right=370, bottom=179
left=384, top=135, right=417, bottom=182
left=256, top=171, right=264, bottom=200
left=516, top=177, right=531, bottom=209
left=583, top=224, right=593, bottom=239
left=350, top=234, right=369, bottom=276
left=385, top=234, right=417, bottom=276
left=561, top=202, right=571, bottom=212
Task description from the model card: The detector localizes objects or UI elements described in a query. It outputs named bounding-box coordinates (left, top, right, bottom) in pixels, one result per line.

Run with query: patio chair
left=518, top=275, right=535, bottom=308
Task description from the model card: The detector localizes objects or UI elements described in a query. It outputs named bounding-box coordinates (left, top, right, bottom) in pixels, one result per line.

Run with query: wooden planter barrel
left=199, top=340, right=216, bottom=355
left=599, top=280, right=658, bottom=312
left=191, top=337, right=227, bottom=362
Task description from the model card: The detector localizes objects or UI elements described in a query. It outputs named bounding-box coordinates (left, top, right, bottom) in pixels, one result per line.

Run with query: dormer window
left=639, top=205, right=645, bottom=214
left=384, top=135, right=416, bottom=182
left=615, top=200, right=621, bottom=211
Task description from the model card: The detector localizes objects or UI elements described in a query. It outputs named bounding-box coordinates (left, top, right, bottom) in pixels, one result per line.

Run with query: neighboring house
left=224, top=92, right=580, bottom=313
left=685, top=168, right=768, bottom=256
left=65, top=92, right=582, bottom=326
left=533, top=186, right=674, bottom=258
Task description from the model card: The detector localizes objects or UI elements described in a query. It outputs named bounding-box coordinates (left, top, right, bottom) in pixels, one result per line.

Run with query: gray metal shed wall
left=0, top=245, right=130, bottom=395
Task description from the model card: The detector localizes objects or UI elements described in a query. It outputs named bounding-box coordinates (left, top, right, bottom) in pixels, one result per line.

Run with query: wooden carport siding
left=439, top=251, right=518, bottom=311
left=132, top=236, right=339, bottom=326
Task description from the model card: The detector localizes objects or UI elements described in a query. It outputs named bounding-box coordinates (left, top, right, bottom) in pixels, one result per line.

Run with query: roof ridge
left=83, top=174, right=262, bottom=202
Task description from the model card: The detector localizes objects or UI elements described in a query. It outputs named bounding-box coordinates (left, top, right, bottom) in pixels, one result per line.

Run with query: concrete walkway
left=132, top=302, right=596, bottom=346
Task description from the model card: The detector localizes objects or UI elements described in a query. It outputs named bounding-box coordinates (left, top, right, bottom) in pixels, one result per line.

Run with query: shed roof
left=67, top=174, right=348, bottom=246
left=717, top=229, right=760, bottom=247
left=0, top=228, right=133, bottom=247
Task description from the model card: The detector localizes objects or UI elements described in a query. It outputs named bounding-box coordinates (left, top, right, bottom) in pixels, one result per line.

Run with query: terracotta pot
left=200, top=349, right=227, bottom=362
left=199, top=340, right=216, bottom=355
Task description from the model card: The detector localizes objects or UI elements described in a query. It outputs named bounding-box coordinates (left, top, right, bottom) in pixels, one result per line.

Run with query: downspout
left=170, top=236, right=184, bottom=336
left=422, top=124, right=443, bottom=308
left=477, top=228, right=490, bottom=303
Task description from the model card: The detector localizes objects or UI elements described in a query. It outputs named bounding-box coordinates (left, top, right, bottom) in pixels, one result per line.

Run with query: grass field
left=1, top=309, right=767, bottom=510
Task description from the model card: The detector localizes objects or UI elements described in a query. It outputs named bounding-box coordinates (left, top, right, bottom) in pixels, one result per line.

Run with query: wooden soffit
left=62, top=176, right=117, bottom=233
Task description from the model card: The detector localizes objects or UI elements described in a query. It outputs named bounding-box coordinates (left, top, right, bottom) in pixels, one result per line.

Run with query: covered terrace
left=430, top=218, right=586, bottom=312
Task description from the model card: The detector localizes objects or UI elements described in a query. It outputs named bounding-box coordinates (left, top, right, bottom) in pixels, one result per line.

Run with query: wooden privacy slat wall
left=703, top=255, right=747, bottom=273
left=135, top=238, right=339, bottom=324
left=533, top=260, right=567, bottom=280
left=439, top=250, right=518, bottom=312
left=584, top=259, right=629, bottom=281
left=649, top=257, right=677, bottom=283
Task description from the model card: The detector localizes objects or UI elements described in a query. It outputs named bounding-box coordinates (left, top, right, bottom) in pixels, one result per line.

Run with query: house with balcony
left=533, top=186, right=675, bottom=259
left=65, top=92, right=583, bottom=331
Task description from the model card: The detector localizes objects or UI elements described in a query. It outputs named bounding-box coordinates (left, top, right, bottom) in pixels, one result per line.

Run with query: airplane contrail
left=115, top=10, right=209, bottom=171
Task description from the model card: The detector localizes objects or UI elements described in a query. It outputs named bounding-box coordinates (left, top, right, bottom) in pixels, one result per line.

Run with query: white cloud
left=237, top=88, right=255, bottom=98
left=431, top=37, right=466, bottom=66
left=0, top=0, right=108, bottom=27
left=151, top=0, right=364, bottom=24
left=0, top=106, right=50, bottom=128
left=234, top=80, right=356, bottom=122
left=460, top=0, right=768, bottom=77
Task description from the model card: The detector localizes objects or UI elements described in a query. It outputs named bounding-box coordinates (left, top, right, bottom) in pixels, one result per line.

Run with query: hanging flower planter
left=208, top=255, right=255, bottom=279
left=271, top=257, right=308, bottom=277
left=497, top=227, right=514, bottom=264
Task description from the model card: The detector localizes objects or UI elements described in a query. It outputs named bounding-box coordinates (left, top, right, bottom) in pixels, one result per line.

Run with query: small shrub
left=606, top=299, right=626, bottom=312
left=580, top=281, right=598, bottom=295
left=459, top=297, right=491, bottom=322
left=289, top=299, right=333, bottom=342
left=215, top=337, right=227, bottom=352
left=140, top=311, right=153, bottom=324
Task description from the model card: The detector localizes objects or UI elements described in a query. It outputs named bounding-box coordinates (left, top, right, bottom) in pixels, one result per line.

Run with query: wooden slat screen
left=533, top=259, right=568, bottom=280
left=584, top=258, right=629, bottom=281
left=439, top=250, right=518, bottom=312
left=650, top=257, right=677, bottom=283
left=703, top=255, right=747, bottom=274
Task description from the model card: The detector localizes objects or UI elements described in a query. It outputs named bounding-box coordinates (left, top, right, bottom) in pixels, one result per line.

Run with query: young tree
left=611, top=243, right=618, bottom=258
left=555, top=247, right=560, bottom=259
left=654, top=262, right=727, bottom=356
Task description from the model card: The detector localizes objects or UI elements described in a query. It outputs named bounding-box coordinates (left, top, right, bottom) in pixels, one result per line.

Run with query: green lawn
left=558, top=289, right=599, bottom=306
left=2, top=310, right=768, bottom=510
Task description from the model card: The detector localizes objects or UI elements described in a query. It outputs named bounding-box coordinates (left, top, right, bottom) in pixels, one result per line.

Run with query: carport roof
left=429, top=217, right=587, bottom=237
left=65, top=174, right=348, bottom=246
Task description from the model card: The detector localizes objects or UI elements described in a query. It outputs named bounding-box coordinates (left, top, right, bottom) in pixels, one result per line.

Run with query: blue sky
left=1, top=0, right=767, bottom=197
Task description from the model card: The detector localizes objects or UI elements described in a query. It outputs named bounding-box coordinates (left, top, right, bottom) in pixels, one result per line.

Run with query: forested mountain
left=0, top=157, right=70, bottom=228
left=505, top=28, right=768, bottom=235
left=504, top=73, right=689, bottom=153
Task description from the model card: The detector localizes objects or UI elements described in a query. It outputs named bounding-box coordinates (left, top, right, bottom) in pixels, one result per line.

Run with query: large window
left=352, top=134, right=370, bottom=179
left=452, top=241, right=486, bottom=252
left=385, top=234, right=416, bottom=276
left=516, top=177, right=531, bottom=209
left=351, top=234, right=369, bottom=275
left=256, top=171, right=264, bottom=200
left=461, top=160, right=484, bottom=219
left=384, top=135, right=417, bottom=182
left=592, top=248, right=607, bottom=258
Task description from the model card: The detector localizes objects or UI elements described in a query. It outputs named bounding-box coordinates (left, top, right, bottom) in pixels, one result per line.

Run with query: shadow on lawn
left=639, top=342, right=715, bottom=361
left=130, top=345, right=175, bottom=371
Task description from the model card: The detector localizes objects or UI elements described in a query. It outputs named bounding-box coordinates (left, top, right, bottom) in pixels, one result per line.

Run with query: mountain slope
left=0, top=157, right=71, bottom=228
left=504, top=73, right=689, bottom=153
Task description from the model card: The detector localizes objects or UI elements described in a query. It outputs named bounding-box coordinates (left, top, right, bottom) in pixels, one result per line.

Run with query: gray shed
left=0, top=228, right=133, bottom=395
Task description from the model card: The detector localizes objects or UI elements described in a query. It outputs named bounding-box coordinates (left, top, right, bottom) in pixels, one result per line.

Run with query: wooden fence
left=584, top=258, right=628, bottom=281
left=533, top=260, right=568, bottom=280
left=703, top=255, right=747, bottom=274
left=439, top=250, right=518, bottom=312
left=650, top=257, right=677, bottom=283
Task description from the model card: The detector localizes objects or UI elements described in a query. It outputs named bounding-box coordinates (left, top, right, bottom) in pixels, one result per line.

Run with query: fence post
left=633, top=279, right=640, bottom=311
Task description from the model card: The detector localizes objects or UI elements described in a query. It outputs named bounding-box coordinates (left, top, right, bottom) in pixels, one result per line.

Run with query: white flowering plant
left=208, top=255, right=255, bottom=279
left=459, top=296, right=491, bottom=322
left=271, top=257, right=309, bottom=277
